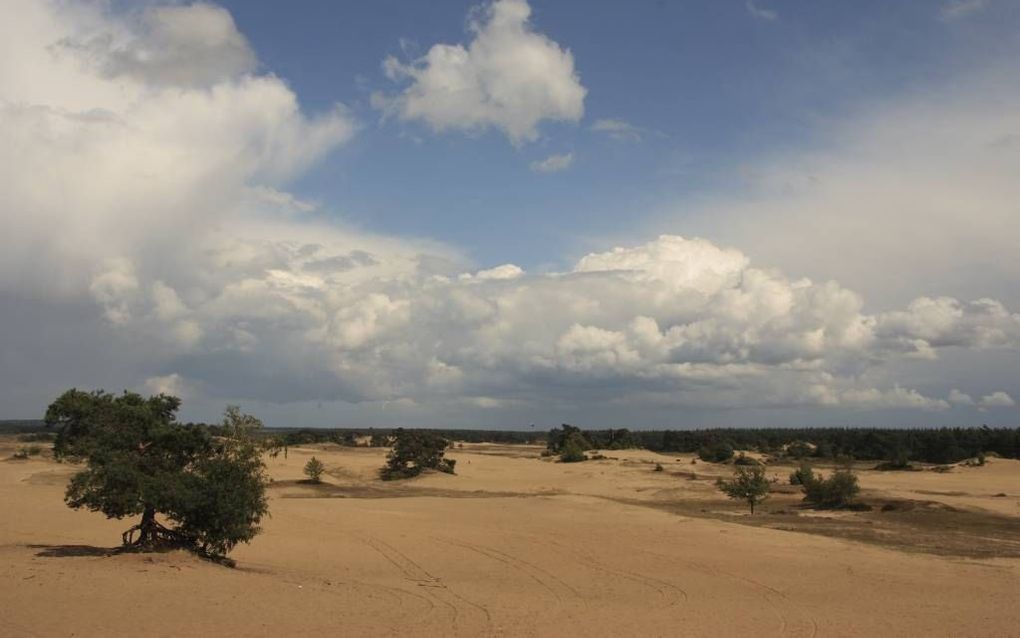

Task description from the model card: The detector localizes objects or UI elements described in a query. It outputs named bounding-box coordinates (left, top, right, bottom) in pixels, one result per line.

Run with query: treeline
left=11, top=416, right=1018, bottom=465
left=547, top=424, right=1020, bottom=464
left=635, top=427, right=1020, bottom=464
left=255, top=427, right=539, bottom=447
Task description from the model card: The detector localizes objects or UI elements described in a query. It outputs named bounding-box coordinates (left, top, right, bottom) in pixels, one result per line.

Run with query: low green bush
left=802, top=469, right=860, bottom=509
left=697, top=441, right=734, bottom=463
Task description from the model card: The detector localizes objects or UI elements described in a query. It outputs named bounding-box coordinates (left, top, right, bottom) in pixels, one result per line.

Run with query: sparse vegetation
left=45, top=389, right=271, bottom=558
left=784, top=441, right=813, bottom=459
left=559, top=437, right=588, bottom=463
left=733, top=453, right=760, bottom=466
left=963, top=452, right=987, bottom=467
left=303, top=457, right=325, bottom=483
left=716, top=465, right=772, bottom=514
left=698, top=441, right=734, bottom=463
left=801, top=468, right=860, bottom=509
left=654, top=462, right=664, bottom=472
left=380, top=428, right=456, bottom=480
left=789, top=462, right=814, bottom=486
left=18, top=432, right=55, bottom=443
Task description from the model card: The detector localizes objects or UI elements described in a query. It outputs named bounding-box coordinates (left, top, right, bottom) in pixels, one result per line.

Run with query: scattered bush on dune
left=801, top=469, right=860, bottom=509
left=380, top=428, right=456, bottom=480
left=733, top=453, right=761, bottom=466
left=303, top=457, right=325, bottom=483
left=716, top=465, right=773, bottom=514
left=698, top=441, right=734, bottom=463
left=789, top=463, right=814, bottom=486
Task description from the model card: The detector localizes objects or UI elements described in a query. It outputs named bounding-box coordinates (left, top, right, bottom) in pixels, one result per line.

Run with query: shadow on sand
left=27, top=543, right=118, bottom=558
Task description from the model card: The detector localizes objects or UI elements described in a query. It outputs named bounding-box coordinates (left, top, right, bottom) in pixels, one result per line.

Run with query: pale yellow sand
left=1, top=439, right=1018, bottom=636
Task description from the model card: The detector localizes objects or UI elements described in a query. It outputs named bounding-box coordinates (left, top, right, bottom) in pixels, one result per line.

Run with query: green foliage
left=733, top=453, right=760, bottom=466
left=303, top=456, right=325, bottom=483
left=785, top=441, right=813, bottom=459
left=698, top=441, right=734, bottom=463
left=874, top=447, right=913, bottom=471
left=46, top=390, right=270, bottom=557
left=963, top=451, right=987, bottom=467
left=716, top=465, right=772, bottom=514
left=648, top=427, right=1020, bottom=463
left=559, top=436, right=588, bottom=463
left=546, top=424, right=592, bottom=454
left=789, top=463, right=814, bottom=486
left=557, top=430, right=591, bottom=463
left=380, top=429, right=455, bottom=480
left=801, top=469, right=860, bottom=509
left=12, top=445, right=43, bottom=458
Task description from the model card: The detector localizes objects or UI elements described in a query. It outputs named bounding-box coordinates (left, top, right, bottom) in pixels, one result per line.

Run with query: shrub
left=380, top=429, right=455, bottom=480
left=963, top=452, right=987, bottom=467
left=716, top=465, right=772, bottom=514
left=789, top=463, right=814, bottom=486
left=303, top=457, right=325, bottom=483
left=11, top=448, right=29, bottom=460
left=802, top=469, right=860, bottom=509
left=654, top=463, right=664, bottom=472
left=733, top=453, right=760, bottom=466
left=785, top=441, right=813, bottom=459
left=698, top=441, right=734, bottom=463
left=559, top=439, right=587, bottom=463
left=547, top=424, right=592, bottom=454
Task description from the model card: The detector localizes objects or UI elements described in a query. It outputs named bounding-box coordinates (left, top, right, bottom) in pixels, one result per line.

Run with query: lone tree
left=716, top=465, right=772, bottom=514
left=304, top=457, right=325, bottom=483
left=46, top=389, right=271, bottom=558
left=380, top=428, right=455, bottom=480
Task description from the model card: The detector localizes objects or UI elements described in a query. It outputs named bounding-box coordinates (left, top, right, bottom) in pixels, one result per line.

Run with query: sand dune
left=1, top=440, right=1018, bottom=636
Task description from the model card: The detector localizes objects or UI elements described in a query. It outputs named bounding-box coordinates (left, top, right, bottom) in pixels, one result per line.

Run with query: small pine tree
left=716, top=465, right=772, bottom=514
left=304, top=457, right=325, bottom=483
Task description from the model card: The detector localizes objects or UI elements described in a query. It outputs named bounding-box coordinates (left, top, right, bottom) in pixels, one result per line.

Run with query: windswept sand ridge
left=1, top=439, right=1018, bottom=636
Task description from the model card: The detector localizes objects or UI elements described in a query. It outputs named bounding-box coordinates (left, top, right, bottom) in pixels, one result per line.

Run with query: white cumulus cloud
left=1, top=1, right=1016, bottom=426
left=373, top=0, right=586, bottom=144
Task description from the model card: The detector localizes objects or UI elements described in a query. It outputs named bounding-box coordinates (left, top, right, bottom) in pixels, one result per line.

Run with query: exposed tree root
left=117, top=508, right=236, bottom=567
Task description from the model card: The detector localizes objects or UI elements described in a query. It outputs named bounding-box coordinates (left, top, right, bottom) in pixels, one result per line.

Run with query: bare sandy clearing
left=1, top=439, right=1018, bottom=636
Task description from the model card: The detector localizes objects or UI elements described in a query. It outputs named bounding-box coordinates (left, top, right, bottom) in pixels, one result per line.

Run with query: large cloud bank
left=1, top=1, right=1016, bottom=424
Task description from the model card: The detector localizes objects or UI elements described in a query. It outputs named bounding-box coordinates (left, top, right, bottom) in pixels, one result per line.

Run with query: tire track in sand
left=434, top=536, right=587, bottom=609
left=637, top=547, right=818, bottom=638
left=547, top=538, right=688, bottom=609
left=360, top=536, right=493, bottom=636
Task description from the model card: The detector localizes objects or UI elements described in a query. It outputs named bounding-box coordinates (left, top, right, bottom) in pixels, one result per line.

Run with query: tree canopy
left=716, top=465, right=772, bottom=514
left=46, top=389, right=271, bottom=558
left=380, top=428, right=456, bottom=480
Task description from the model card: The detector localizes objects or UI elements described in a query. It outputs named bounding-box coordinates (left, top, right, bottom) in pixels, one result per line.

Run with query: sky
left=1, top=0, right=1018, bottom=428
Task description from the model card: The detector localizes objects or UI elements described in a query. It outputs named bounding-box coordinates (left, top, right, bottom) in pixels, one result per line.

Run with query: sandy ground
left=1, top=438, right=1018, bottom=637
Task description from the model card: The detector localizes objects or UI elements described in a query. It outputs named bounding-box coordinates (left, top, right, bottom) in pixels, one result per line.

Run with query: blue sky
left=1, top=0, right=1019, bottom=427
left=209, top=0, right=1019, bottom=269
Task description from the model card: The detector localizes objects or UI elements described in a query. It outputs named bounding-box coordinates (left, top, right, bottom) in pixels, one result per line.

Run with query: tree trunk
left=138, top=506, right=157, bottom=545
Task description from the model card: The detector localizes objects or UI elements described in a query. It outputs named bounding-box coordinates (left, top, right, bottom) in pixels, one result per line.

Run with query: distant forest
left=4, top=420, right=1017, bottom=465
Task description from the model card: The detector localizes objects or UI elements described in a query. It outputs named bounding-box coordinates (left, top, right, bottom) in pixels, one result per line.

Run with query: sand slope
left=1, top=441, right=1018, bottom=636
